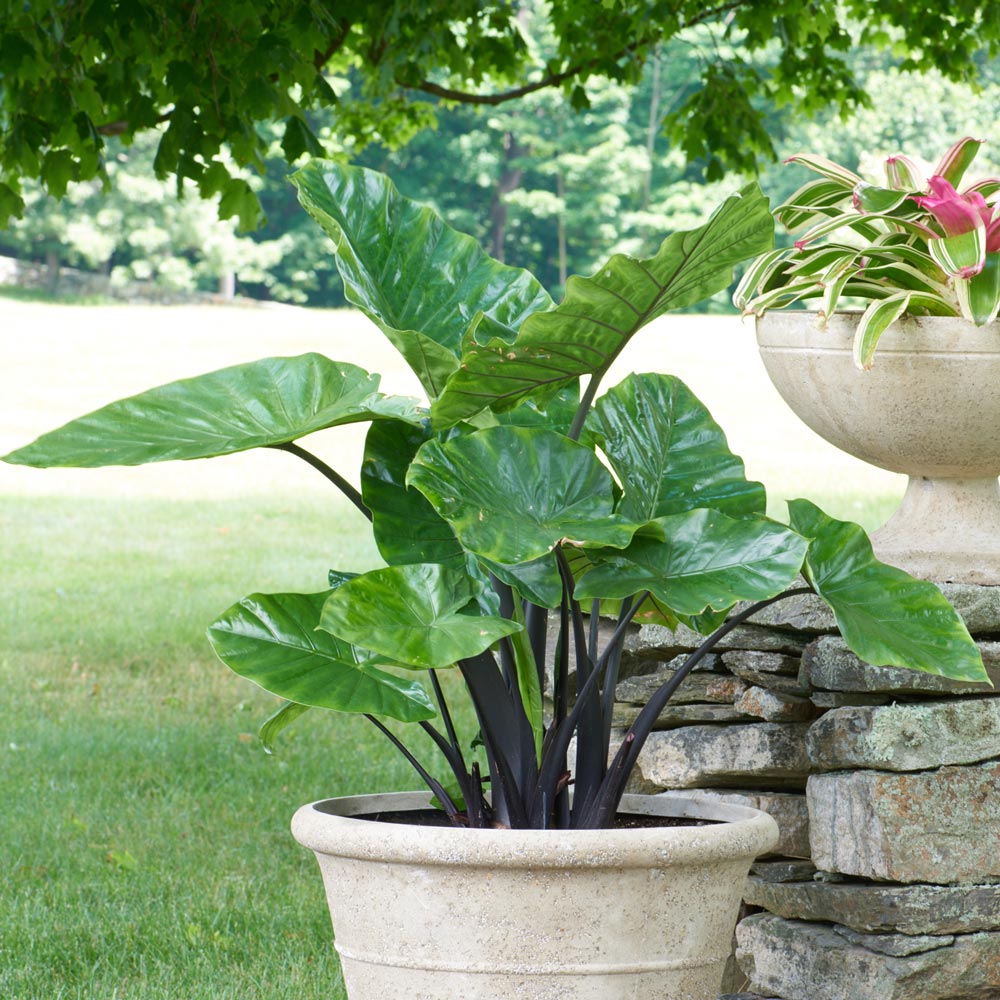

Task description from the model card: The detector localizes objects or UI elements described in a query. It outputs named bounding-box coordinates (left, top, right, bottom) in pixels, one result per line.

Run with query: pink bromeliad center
left=912, top=175, right=1000, bottom=252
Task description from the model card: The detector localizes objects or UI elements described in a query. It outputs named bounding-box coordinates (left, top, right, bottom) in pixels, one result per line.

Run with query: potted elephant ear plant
left=3, top=162, right=987, bottom=1000
left=736, top=136, right=1000, bottom=583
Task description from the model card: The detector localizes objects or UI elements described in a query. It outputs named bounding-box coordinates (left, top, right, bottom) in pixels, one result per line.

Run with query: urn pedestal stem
left=871, top=476, right=1000, bottom=584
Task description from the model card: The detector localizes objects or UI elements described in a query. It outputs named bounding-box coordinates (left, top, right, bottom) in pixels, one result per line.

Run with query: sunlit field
left=0, top=298, right=903, bottom=999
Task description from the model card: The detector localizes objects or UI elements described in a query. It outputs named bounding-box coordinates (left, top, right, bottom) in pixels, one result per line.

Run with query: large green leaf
left=407, top=425, right=638, bottom=565
left=574, top=509, right=808, bottom=615
left=258, top=700, right=311, bottom=753
left=293, top=161, right=553, bottom=398
left=429, top=182, right=773, bottom=428
left=493, top=382, right=582, bottom=435
left=787, top=500, right=987, bottom=682
left=361, top=419, right=466, bottom=567
left=319, top=563, right=522, bottom=669
left=4, top=354, right=422, bottom=468
left=206, top=591, right=436, bottom=723
left=590, top=373, right=765, bottom=521
left=479, top=553, right=563, bottom=609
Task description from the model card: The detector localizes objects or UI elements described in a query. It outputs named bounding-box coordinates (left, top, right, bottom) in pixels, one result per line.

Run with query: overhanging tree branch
left=398, top=45, right=642, bottom=107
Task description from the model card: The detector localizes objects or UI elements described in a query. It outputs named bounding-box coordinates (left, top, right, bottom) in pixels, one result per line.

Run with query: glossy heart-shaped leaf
left=258, top=700, right=311, bottom=753
left=206, top=591, right=436, bottom=722
left=493, top=381, right=582, bottom=435
left=479, top=552, right=563, bottom=609
left=408, top=425, right=638, bottom=565
left=574, top=509, right=808, bottom=615
left=293, top=161, right=553, bottom=398
left=788, top=500, right=987, bottom=682
left=590, top=373, right=765, bottom=521
left=319, top=563, right=522, bottom=669
left=361, top=419, right=467, bottom=567
left=4, top=354, right=422, bottom=467
left=430, top=182, right=773, bottom=427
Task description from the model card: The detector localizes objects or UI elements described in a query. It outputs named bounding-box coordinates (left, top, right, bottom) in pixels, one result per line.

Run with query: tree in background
left=0, top=135, right=289, bottom=297
left=3, top=0, right=1000, bottom=228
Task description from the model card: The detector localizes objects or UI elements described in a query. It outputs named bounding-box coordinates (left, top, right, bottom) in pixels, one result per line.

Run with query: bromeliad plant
left=735, top=137, right=1000, bottom=368
left=4, top=163, right=988, bottom=831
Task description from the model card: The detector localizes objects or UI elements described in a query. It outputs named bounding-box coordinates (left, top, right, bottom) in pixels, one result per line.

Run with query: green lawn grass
left=1, top=496, right=370, bottom=999
left=1, top=300, right=903, bottom=998
left=1, top=494, right=485, bottom=1000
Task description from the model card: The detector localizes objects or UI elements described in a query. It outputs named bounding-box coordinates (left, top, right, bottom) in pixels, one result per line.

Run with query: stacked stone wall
left=613, top=584, right=1000, bottom=1000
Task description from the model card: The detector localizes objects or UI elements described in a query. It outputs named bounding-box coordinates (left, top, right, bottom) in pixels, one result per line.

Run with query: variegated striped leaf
left=852, top=182, right=914, bottom=215
left=853, top=293, right=912, bottom=370
left=793, top=210, right=932, bottom=250
left=858, top=261, right=951, bottom=297
left=965, top=179, right=1000, bottom=200
left=884, top=155, right=924, bottom=191
left=866, top=238, right=946, bottom=280
left=741, top=279, right=820, bottom=314
left=927, top=226, right=986, bottom=280
left=784, top=153, right=862, bottom=188
left=784, top=244, right=861, bottom=277
left=933, top=137, right=984, bottom=189
left=775, top=178, right=853, bottom=232
left=820, top=255, right=865, bottom=317
left=732, top=247, right=788, bottom=309
left=956, top=254, right=1000, bottom=326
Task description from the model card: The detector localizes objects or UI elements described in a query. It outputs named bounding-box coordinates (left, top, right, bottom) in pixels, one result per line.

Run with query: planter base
left=334, top=955, right=725, bottom=1000
left=292, top=791, right=778, bottom=1000
left=871, top=476, right=1000, bottom=584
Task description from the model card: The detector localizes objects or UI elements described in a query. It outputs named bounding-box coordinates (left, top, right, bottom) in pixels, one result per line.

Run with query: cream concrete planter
left=291, top=790, right=778, bottom=1000
left=756, top=311, right=1000, bottom=584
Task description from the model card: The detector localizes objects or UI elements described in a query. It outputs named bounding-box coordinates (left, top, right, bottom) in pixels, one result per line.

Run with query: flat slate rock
left=737, top=582, right=1000, bottom=636
left=750, top=859, right=818, bottom=883
left=616, top=670, right=748, bottom=705
left=800, top=635, right=1000, bottom=694
left=628, top=622, right=808, bottom=659
left=744, top=875, right=1000, bottom=935
left=679, top=789, right=810, bottom=858
left=739, top=588, right=838, bottom=633
left=611, top=702, right=755, bottom=731
left=621, top=650, right=725, bottom=675
left=736, top=914, right=1000, bottom=1000
left=806, top=697, right=1000, bottom=771
left=938, top=582, right=1000, bottom=635
left=832, top=925, right=955, bottom=957
left=736, top=686, right=816, bottom=722
left=722, top=650, right=801, bottom=676
left=808, top=760, right=1000, bottom=884
left=726, top=664, right=812, bottom=697
left=629, top=722, right=813, bottom=791
left=810, top=690, right=892, bottom=708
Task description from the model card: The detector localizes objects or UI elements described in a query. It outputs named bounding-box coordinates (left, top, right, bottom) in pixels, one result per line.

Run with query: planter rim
left=291, top=790, right=779, bottom=868
left=756, top=309, right=1000, bottom=354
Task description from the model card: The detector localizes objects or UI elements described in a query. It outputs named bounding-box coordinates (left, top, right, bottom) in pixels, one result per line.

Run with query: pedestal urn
left=756, top=311, right=1000, bottom=584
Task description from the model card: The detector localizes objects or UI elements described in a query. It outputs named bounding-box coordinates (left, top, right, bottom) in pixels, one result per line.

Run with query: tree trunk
left=218, top=269, right=236, bottom=299
left=44, top=246, right=61, bottom=295
left=489, top=131, right=529, bottom=262
left=556, top=169, right=567, bottom=289
left=643, top=54, right=662, bottom=212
